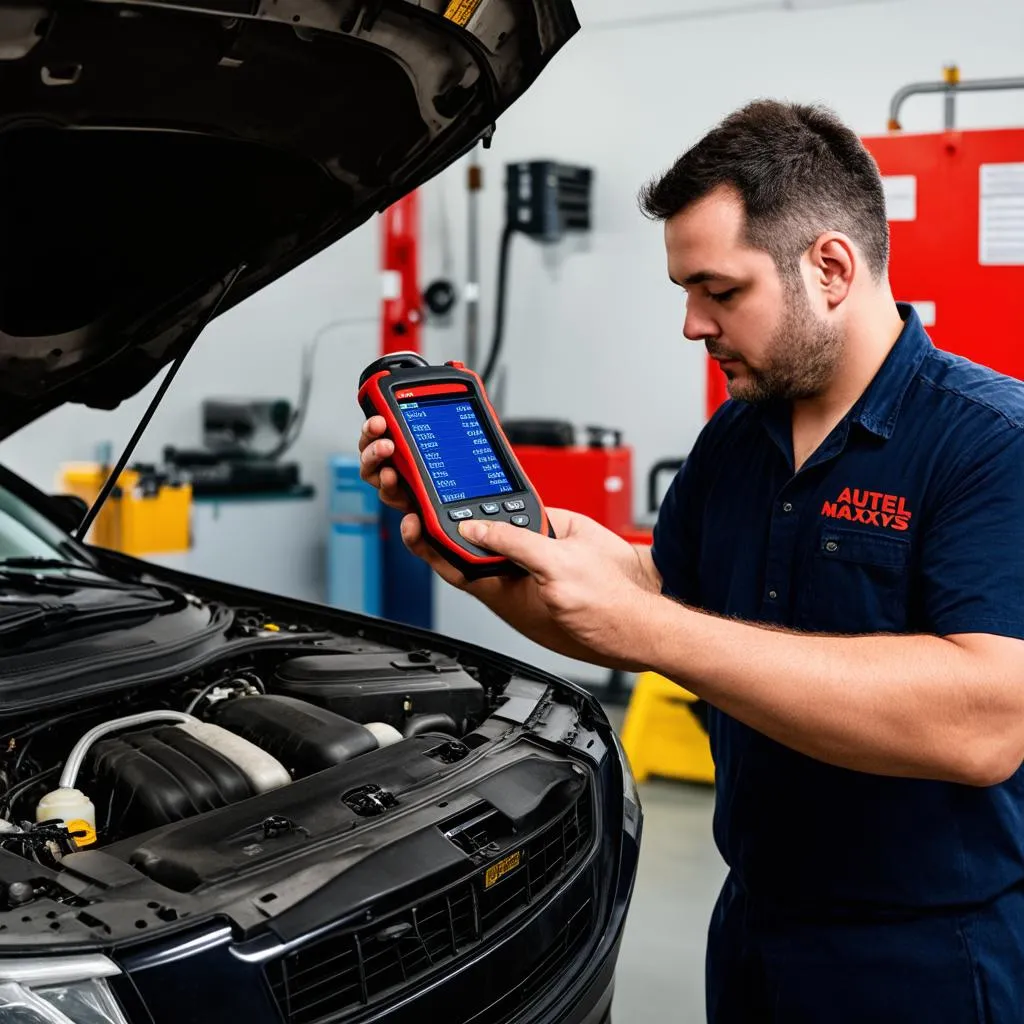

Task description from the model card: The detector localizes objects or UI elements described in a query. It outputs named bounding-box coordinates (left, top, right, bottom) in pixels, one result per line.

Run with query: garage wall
left=1, top=0, right=1021, bottom=678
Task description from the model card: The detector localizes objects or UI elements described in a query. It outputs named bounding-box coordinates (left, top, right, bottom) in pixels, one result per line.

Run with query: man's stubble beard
left=721, top=283, right=844, bottom=405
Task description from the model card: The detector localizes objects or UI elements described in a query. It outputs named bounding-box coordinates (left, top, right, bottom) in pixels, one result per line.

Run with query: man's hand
left=358, top=416, right=661, bottom=669
left=457, top=511, right=663, bottom=666
left=358, top=413, right=493, bottom=591
left=358, top=415, right=411, bottom=516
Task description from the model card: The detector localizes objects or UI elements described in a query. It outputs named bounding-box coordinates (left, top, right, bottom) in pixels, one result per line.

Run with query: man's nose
left=683, top=303, right=719, bottom=343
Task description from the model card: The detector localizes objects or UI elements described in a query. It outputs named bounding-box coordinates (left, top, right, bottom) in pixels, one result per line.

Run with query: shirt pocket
left=803, top=526, right=912, bottom=634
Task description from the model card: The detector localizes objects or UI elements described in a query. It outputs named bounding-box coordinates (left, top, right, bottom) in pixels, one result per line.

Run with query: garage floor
left=607, top=712, right=727, bottom=1023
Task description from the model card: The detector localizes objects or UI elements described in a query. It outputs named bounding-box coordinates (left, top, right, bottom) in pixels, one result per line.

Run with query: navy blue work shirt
left=652, top=303, right=1024, bottom=914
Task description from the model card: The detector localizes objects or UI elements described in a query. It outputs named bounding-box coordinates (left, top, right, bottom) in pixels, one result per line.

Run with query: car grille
left=266, top=785, right=594, bottom=1024
left=466, top=891, right=595, bottom=1024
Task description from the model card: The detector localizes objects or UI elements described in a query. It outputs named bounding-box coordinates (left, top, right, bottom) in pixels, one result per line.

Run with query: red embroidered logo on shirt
left=820, top=487, right=913, bottom=532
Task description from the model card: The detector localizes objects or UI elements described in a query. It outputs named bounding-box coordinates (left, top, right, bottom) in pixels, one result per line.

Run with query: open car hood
left=0, top=0, right=578, bottom=438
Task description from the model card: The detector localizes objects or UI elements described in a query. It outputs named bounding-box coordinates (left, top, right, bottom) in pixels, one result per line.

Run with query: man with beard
left=359, top=100, right=1024, bottom=1022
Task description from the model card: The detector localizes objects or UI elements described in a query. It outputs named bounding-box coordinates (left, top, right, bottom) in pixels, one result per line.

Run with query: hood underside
left=0, top=0, right=578, bottom=437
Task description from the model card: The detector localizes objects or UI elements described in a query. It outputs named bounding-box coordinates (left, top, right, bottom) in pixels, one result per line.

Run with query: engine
left=0, top=632, right=491, bottom=864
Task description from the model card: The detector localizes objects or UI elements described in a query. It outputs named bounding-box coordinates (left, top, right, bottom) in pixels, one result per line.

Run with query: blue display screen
left=398, top=396, right=516, bottom=505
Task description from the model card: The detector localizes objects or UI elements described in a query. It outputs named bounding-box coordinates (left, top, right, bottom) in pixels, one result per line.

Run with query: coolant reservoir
left=36, top=788, right=97, bottom=847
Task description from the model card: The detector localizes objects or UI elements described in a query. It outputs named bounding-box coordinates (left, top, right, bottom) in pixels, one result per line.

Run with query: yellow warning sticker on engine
left=67, top=819, right=97, bottom=847
left=444, top=0, right=483, bottom=28
left=484, top=850, right=521, bottom=889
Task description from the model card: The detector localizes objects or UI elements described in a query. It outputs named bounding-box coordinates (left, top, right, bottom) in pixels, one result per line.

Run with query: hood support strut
left=74, top=263, right=248, bottom=541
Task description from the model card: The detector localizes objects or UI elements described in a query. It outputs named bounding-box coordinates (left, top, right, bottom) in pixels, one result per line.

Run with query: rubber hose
left=61, top=711, right=197, bottom=790
left=480, top=223, right=515, bottom=389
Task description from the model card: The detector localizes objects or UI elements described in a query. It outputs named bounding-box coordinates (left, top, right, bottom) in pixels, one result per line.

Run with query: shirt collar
left=850, top=302, right=933, bottom=439
left=758, top=302, right=932, bottom=448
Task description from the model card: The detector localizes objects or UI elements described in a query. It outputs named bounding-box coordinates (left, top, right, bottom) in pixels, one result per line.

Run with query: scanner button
left=503, top=499, right=526, bottom=513
left=480, top=502, right=501, bottom=515
left=448, top=508, right=474, bottom=521
left=511, top=514, right=531, bottom=528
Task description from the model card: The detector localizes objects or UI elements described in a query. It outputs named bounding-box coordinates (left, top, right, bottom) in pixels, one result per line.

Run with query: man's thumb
left=458, top=519, right=547, bottom=572
left=460, top=520, right=500, bottom=548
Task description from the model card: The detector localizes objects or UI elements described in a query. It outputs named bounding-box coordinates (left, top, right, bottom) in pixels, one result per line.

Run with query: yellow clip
left=943, top=64, right=960, bottom=85
left=264, top=623, right=281, bottom=632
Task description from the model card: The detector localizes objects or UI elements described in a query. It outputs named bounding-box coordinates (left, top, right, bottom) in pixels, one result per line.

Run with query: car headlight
left=0, top=955, right=128, bottom=1023
left=610, top=730, right=642, bottom=838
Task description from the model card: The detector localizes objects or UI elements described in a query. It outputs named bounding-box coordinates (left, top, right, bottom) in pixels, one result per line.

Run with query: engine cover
left=210, top=695, right=378, bottom=777
left=88, top=725, right=255, bottom=838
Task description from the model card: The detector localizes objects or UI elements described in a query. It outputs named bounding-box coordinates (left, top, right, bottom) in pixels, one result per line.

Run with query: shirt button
left=782, top=502, right=793, bottom=512
left=768, top=589, right=778, bottom=600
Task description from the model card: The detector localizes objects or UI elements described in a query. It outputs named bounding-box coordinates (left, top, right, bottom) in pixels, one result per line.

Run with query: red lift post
left=381, top=191, right=423, bottom=357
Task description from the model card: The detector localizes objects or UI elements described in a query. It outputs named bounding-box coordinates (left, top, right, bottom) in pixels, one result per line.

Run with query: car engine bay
left=0, top=596, right=593, bottom=896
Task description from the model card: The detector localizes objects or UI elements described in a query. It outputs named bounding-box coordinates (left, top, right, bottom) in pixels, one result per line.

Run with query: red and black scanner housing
left=358, top=353, right=553, bottom=579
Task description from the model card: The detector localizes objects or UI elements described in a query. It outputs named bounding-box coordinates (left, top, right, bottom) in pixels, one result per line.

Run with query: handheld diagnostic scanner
left=358, top=353, right=553, bottom=579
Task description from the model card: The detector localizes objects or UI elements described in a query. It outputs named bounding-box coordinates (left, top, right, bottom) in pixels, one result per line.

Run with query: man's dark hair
left=638, top=100, right=889, bottom=280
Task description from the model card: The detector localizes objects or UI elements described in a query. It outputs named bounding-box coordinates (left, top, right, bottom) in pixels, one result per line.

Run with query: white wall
left=2, top=0, right=1022, bottom=678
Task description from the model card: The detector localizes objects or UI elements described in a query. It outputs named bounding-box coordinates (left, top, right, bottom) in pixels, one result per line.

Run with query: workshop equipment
left=381, top=191, right=423, bottom=355
left=862, top=128, right=1024, bottom=380
left=481, top=160, right=593, bottom=389
left=503, top=419, right=635, bottom=536
left=620, top=671, right=714, bottom=786
left=163, top=447, right=304, bottom=499
left=162, top=352, right=315, bottom=498
left=358, top=352, right=553, bottom=580
left=202, top=397, right=295, bottom=455
left=327, top=455, right=382, bottom=617
left=60, top=463, right=192, bottom=557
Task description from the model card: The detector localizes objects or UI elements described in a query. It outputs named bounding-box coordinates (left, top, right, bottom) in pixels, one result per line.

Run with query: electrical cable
left=184, top=674, right=264, bottom=716
left=480, top=223, right=515, bottom=389
left=0, top=765, right=59, bottom=821
left=260, top=315, right=376, bottom=461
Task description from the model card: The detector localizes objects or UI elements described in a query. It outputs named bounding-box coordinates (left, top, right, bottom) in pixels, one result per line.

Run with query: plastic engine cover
left=210, top=694, right=378, bottom=777
left=88, top=725, right=255, bottom=837
left=273, top=650, right=485, bottom=732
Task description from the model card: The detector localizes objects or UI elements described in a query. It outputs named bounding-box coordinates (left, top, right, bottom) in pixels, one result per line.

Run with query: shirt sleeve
left=920, top=425, right=1024, bottom=640
left=651, top=422, right=717, bottom=604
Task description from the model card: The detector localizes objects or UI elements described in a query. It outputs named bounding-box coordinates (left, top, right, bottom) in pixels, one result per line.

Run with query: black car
left=0, top=2, right=642, bottom=1022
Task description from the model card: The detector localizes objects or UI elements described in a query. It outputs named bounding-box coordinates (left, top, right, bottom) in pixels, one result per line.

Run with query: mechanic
left=359, top=100, right=1024, bottom=1023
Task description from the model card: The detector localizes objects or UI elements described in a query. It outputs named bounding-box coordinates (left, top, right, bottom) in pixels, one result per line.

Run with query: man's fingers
left=358, top=416, right=388, bottom=453
left=378, top=468, right=413, bottom=512
left=544, top=507, right=575, bottom=538
left=458, top=520, right=555, bottom=577
left=359, top=437, right=394, bottom=474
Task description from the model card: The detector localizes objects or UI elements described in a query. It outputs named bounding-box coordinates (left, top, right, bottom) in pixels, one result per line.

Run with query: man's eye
left=709, top=288, right=738, bottom=303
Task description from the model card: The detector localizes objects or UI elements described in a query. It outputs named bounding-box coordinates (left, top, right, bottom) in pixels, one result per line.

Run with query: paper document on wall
left=881, top=175, right=916, bottom=221
left=980, top=163, right=1024, bottom=266
left=909, top=301, right=936, bottom=327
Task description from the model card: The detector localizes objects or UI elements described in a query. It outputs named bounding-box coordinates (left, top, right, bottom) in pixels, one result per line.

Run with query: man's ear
left=809, top=232, right=856, bottom=308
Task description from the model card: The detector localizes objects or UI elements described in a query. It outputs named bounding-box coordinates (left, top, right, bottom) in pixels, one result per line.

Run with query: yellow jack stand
left=620, top=672, right=715, bottom=785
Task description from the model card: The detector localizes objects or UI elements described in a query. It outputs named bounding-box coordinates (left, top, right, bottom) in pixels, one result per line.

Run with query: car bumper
left=114, top=788, right=638, bottom=1024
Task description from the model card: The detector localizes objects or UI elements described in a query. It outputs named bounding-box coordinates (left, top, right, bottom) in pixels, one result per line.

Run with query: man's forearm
left=642, top=595, right=1024, bottom=785
left=465, top=581, right=642, bottom=672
